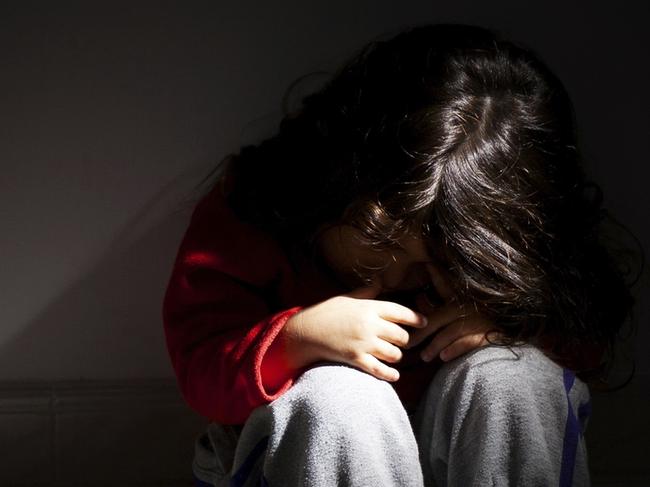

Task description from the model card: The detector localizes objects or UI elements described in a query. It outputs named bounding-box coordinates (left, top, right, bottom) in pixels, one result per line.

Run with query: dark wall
left=0, top=1, right=647, bottom=483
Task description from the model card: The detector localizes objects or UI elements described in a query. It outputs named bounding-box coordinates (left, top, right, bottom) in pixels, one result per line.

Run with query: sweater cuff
left=256, top=306, right=306, bottom=401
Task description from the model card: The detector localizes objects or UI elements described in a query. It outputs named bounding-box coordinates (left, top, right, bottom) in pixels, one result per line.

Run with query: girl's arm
left=163, top=188, right=497, bottom=425
left=162, top=189, right=307, bottom=425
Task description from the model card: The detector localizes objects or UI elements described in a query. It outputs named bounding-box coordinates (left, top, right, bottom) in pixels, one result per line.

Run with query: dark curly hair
left=195, top=23, right=641, bottom=384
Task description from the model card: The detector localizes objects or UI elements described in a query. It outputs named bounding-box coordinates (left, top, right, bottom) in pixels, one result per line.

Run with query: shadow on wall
left=0, top=165, right=211, bottom=381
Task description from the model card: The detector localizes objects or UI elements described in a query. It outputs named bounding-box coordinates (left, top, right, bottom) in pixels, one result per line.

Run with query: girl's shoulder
left=180, top=181, right=294, bottom=287
left=189, top=182, right=278, bottom=247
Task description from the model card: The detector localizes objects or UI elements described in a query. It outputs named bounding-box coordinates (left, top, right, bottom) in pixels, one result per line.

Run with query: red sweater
left=162, top=184, right=440, bottom=425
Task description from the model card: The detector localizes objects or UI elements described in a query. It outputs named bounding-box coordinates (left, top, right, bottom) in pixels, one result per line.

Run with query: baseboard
left=1, top=375, right=648, bottom=486
left=0, top=378, right=206, bottom=487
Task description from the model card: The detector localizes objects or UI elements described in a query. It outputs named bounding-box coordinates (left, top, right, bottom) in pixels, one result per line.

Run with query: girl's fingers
left=377, top=322, right=411, bottom=347
left=376, top=301, right=428, bottom=328
left=371, top=337, right=404, bottom=364
left=420, top=315, right=491, bottom=362
left=405, top=303, right=465, bottom=349
left=356, top=353, right=400, bottom=382
left=438, top=333, right=491, bottom=362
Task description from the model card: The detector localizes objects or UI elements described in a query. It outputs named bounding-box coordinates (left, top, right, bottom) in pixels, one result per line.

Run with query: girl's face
left=315, top=224, right=438, bottom=293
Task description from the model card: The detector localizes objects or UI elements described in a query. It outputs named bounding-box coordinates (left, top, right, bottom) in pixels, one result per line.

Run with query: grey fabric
left=412, top=345, right=591, bottom=487
left=192, top=346, right=591, bottom=486
left=192, top=422, right=239, bottom=486
left=230, top=362, right=424, bottom=486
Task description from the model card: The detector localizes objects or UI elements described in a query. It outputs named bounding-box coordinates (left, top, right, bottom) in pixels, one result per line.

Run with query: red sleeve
left=162, top=187, right=306, bottom=425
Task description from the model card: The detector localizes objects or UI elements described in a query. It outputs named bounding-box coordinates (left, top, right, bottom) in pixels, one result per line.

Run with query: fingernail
left=421, top=351, right=432, bottom=362
left=439, top=349, right=449, bottom=361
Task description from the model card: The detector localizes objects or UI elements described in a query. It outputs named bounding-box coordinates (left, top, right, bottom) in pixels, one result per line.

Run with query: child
left=162, top=23, right=635, bottom=486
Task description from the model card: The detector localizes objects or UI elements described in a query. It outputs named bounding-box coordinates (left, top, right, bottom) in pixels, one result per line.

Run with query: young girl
left=162, top=23, right=635, bottom=486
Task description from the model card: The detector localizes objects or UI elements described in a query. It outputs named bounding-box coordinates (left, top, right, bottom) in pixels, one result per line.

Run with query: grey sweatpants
left=192, top=345, right=591, bottom=486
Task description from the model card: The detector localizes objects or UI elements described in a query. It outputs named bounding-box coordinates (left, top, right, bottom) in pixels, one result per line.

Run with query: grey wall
left=2, top=1, right=647, bottom=387
left=1, top=2, right=648, bottom=485
left=1, top=2, right=647, bottom=387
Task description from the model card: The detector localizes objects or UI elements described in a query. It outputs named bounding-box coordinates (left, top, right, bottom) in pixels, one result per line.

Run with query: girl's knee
left=260, top=363, right=422, bottom=483
left=271, top=363, right=404, bottom=424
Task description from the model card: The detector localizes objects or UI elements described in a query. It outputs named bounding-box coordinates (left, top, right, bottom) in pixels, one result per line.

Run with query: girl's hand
left=405, top=262, right=497, bottom=362
left=282, top=284, right=428, bottom=382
